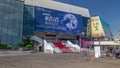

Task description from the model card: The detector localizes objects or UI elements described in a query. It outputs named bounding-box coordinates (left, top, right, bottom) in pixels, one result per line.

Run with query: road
left=0, top=52, right=120, bottom=68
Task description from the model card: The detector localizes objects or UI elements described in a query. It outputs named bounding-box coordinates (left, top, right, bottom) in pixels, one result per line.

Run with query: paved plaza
left=0, top=52, right=120, bottom=68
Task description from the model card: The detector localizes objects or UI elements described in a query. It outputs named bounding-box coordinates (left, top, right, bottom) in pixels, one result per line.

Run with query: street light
left=79, top=32, right=85, bottom=53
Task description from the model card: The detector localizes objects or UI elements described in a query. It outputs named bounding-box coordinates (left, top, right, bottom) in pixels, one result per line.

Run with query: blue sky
left=55, top=0, right=120, bottom=37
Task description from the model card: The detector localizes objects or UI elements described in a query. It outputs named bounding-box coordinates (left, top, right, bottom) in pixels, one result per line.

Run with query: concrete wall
left=24, top=0, right=90, bottom=17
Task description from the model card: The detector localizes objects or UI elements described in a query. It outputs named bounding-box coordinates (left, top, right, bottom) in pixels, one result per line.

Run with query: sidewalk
left=0, top=51, right=32, bottom=56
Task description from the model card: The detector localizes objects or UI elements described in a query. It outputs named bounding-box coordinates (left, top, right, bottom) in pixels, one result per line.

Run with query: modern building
left=0, top=0, right=115, bottom=54
left=0, top=0, right=90, bottom=46
left=24, top=0, right=90, bottom=53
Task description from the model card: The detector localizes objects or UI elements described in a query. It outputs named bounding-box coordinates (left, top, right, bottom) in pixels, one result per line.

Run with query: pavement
left=0, top=51, right=32, bottom=56
left=0, top=52, right=120, bottom=68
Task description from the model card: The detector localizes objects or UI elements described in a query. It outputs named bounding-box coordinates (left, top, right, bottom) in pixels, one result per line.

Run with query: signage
left=90, top=16, right=105, bottom=37
left=34, top=6, right=84, bottom=35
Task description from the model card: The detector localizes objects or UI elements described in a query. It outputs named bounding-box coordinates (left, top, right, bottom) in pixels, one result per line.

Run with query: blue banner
left=34, top=6, right=84, bottom=35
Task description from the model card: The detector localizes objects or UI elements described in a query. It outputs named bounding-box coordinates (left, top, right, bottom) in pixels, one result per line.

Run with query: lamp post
left=98, top=36, right=102, bottom=45
left=79, top=32, right=85, bottom=53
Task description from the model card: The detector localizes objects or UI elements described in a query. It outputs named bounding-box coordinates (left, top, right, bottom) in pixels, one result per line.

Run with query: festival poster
left=90, top=16, right=105, bottom=37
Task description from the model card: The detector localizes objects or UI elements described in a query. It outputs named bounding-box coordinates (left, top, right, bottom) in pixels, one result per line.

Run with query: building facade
left=0, top=0, right=90, bottom=45
left=0, top=0, right=113, bottom=47
left=0, top=0, right=24, bottom=45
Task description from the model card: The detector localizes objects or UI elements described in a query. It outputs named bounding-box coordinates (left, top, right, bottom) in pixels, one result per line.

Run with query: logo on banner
left=61, top=14, right=78, bottom=30
left=93, top=22, right=99, bottom=31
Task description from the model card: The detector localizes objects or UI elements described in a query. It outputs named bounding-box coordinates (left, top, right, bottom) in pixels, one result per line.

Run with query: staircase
left=31, top=35, right=43, bottom=44
left=53, top=42, right=72, bottom=53
left=66, top=41, right=80, bottom=52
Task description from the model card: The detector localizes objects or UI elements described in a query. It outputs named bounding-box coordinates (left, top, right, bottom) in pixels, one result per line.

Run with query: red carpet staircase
left=53, top=42, right=72, bottom=53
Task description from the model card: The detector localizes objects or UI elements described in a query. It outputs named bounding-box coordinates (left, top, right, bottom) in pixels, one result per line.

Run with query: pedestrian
left=106, top=48, right=112, bottom=57
left=115, top=47, right=120, bottom=58
left=112, top=48, right=116, bottom=59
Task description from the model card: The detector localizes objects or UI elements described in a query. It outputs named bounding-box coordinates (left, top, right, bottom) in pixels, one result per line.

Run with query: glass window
left=0, top=0, right=24, bottom=45
left=23, top=5, right=34, bottom=36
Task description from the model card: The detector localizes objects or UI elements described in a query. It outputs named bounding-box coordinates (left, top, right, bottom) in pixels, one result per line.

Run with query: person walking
left=112, top=48, right=116, bottom=59
left=115, top=47, right=120, bottom=58
left=112, top=47, right=120, bottom=59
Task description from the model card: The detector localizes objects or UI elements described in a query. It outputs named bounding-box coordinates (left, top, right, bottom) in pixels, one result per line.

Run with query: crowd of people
left=106, top=47, right=120, bottom=59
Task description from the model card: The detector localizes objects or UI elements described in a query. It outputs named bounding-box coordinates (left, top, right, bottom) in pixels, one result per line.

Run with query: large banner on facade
left=87, top=16, right=105, bottom=37
left=34, top=6, right=84, bottom=35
